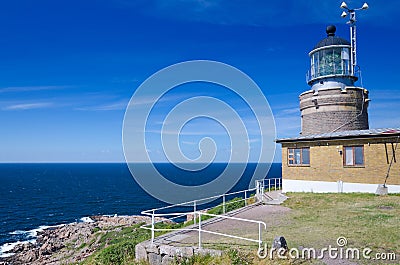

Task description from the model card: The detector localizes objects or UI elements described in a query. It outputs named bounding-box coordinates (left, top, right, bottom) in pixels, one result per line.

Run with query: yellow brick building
left=277, top=129, right=400, bottom=193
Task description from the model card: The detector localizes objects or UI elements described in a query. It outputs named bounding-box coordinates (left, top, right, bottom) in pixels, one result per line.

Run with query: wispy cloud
left=75, top=100, right=129, bottom=111
left=181, top=140, right=197, bottom=145
left=278, top=107, right=299, bottom=115
left=248, top=138, right=260, bottom=144
left=3, top=102, right=53, bottom=111
left=0, top=85, right=70, bottom=93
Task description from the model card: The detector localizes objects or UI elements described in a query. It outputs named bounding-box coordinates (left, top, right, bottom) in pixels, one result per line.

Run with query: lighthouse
left=276, top=3, right=400, bottom=194
left=299, top=25, right=369, bottom=135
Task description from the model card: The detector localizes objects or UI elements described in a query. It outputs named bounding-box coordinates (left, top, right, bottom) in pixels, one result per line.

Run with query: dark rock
left=272, top=236, right=287, bottom=250
left=1, top=215, right=159, bottom=265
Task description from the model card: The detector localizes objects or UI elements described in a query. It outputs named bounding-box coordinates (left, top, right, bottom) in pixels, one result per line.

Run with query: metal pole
left=151, top=210, right=155, bottom=245
left=268, top=179, right=271, bottom=192
left=244, top=190, right=247, bottom=206
left=222, top=194, right=226, bottom=214
left=193, top=201, right=197, bottom=225
left=258, top=222, right=262, bottom=250
left=261, top=184, right=264, bottom=203
left=384, top=136, right=400, bottom=187
left=198, top=212, right=202, bottom=249
left=341, top=3, right=369, bottom=76
left=349, top=11, right=357, bottom=76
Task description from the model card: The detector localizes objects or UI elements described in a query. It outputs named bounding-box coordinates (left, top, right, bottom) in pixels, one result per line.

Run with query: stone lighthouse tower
left=300, top=25, right=369, bottom=135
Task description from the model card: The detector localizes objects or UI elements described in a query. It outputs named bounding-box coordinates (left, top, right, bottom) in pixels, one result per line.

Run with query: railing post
left=151, top=210, right=155, bottom=245
left=198, top=212, right=202, bottom=249
left=258, top=222, right=262, bottom=250
left=244, top=190, right=247, bottom=206
left=256, top=180, right=259, bottom=197
left=193, top=201, right=197, bottom=225
left=275, top=178, right=277, bottom=190
left=268, top=179, right=271, bottom=192
left=222, top=194, right=226, bottom=214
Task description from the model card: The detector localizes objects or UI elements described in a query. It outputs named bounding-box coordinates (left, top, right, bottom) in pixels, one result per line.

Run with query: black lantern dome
left=313, top=25, right=350, bottom=49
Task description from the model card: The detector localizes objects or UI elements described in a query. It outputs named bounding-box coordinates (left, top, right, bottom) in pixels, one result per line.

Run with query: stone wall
left=300, top=87, right=369, bottom=135
left=135, top=241, right=222, bottom=265
left=281, top=137, right=400, bottom=185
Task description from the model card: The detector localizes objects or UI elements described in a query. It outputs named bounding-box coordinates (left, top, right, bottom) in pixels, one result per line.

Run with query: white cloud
left=0, top=85, right=70, bottom=93
left=3, top=102, right=53, bottom=111
left=76, top=101, right=128, bottom=111
left=181, top=140, right=197, bottom=145
left=248, top=138, right=260, bottom=143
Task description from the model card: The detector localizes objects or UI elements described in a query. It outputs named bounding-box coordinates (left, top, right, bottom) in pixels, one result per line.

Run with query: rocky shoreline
left=0, top=215, right=168, bottom=265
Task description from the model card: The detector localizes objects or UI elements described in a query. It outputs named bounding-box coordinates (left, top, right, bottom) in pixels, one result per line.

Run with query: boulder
left=272, top=236, right=287, bottom=250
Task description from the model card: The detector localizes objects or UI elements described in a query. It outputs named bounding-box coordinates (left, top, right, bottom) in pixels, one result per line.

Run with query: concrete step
left=262, top=192, right=289, bottom=205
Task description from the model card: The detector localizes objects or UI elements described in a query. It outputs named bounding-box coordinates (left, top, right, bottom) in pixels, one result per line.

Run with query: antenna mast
left=340, top=2, right=369, bottom=76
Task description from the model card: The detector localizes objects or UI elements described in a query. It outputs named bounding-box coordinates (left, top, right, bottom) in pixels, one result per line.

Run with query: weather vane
left=340, top=2, right=369, bottom=76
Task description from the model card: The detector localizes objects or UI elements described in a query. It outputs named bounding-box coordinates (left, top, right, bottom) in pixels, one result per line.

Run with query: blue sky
left=1, top=0, right=399, bottom=162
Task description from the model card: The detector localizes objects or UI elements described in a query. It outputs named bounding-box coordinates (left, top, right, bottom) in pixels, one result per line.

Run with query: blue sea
left=0, top=163, right=281, bottom=255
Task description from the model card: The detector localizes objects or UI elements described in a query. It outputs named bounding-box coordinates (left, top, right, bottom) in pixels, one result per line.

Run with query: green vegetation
left=80, top=223, right=150, bottom=265
left=207, top=197, right=245, bottom=215
left=266, top=193, right=400, bottom=265
left=79, top=196, right=253, bottom=265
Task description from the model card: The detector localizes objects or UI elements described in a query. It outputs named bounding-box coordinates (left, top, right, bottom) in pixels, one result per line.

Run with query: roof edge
left=276, top=128, right=400, bottom=143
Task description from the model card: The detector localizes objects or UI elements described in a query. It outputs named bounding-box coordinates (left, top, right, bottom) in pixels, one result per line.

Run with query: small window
left=288, top=148, right=310, bottom=166
left=343, top=146, right=364, bottom=166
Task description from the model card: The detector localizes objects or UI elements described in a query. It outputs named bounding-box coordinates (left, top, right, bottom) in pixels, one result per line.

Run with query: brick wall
left=281, top=137, right=400, bottom=185
left=300, top=87, right=369, bottom=135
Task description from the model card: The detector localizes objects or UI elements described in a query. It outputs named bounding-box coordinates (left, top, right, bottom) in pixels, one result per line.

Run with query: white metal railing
left=140, top=178, right=282, bottom=249
left=197, top=212, right=266, bottom=249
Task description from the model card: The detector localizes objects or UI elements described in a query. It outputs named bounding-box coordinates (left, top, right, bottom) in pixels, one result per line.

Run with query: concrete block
left=135, top=243, right=147, bottom=261
left=161, top=255, right=174, bottom=265
left=159, top=245, right=175, bottom=256
left=145, top=243, right=159, bottom=254
left=376, top=184, right=388, bottom=195
left=174, top=247, right=193, bottom=257
left=148, top=253, right=161, bottom=265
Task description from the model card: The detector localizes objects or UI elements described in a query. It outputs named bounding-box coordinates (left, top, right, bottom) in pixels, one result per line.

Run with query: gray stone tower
left=300, top=25, right=369, bottom=135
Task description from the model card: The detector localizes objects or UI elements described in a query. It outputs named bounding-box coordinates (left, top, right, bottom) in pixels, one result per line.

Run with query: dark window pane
left=355, top=146, right=364, bottom=165
left=302, top=148, right=310, bottom=164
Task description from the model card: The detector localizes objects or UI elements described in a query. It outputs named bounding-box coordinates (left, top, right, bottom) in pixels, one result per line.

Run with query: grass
left=80, top=223, right=151, bottom=265
left=205, top=197, right=247, bottom=217
left=265, top=192, right=400, bottom=264
left=78, top=193, right=399, bottom=264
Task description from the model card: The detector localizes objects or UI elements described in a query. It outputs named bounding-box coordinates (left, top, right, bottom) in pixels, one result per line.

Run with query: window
left=343, top=146, right=364, bottom=166
left=311, top=47, right=351, bottom=79
left=288, top=148, right=310, bottom=166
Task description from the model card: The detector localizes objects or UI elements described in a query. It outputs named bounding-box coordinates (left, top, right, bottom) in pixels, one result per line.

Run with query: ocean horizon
left=0, top=162, right=282, bottom=256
